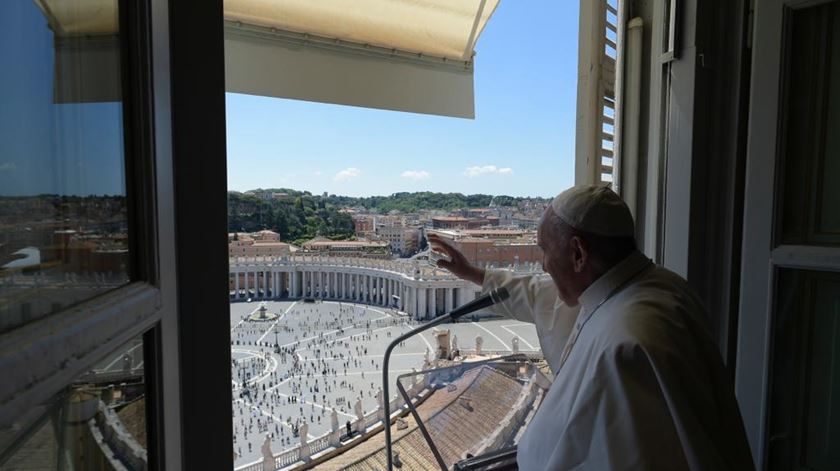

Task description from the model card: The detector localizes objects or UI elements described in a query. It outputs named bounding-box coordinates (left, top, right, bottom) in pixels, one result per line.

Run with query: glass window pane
left=767, top=269, right=840, bottom=470
left=778, top=1, right=840, bottom=245
left=0, top=334, right=148, bottom=470
left=0, top=0, right=129, bottom=332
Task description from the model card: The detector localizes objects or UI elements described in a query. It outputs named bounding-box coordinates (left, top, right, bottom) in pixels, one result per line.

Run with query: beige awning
left=225, top=0, right=499, bottom=61
left=224, top=0, right=499, bottom=118
left=36, top=0, right=501, bottom=117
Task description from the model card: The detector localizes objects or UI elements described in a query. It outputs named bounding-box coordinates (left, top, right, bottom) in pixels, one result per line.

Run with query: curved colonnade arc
left=229, top=255, right=481, bottom=320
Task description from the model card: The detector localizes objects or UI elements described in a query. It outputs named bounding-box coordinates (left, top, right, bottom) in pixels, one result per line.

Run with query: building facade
left=427, top=229, right=542, bottom=268
left=301, top=238, right=391, bottom=259
left=229, top=234, right=292, bottom=258
left=229, top=255, right=495, bottom=320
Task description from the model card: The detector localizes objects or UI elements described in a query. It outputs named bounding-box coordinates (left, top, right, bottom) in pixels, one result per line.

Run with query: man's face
left=538, top=210, right=581, bottom=306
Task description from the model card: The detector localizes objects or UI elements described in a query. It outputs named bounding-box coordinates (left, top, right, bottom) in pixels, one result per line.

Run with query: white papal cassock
left=482, top=250, right=755, bottom=470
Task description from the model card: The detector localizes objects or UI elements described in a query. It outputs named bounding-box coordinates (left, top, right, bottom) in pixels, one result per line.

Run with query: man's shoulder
left=596, top=275, right=708, bottom=352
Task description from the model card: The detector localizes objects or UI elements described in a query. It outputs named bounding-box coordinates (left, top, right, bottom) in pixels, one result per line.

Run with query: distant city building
left=251, top=229, right=281, bottom=241
left=352, top=215, right=374, bottom=238
left=431, top=216, right=500, bottom=229
left=38, top=230, right=129, bottom=274
left=510, top=214, right=540, bottom=229
left=427, top=228, right=542, bottom=268
left=301, top=237, right=390, bottom=259
left=229, top=232, right=291, bottom=258
left=374, top=223, right=421, bottom=257
left=243, top=190, right=293, bottom=201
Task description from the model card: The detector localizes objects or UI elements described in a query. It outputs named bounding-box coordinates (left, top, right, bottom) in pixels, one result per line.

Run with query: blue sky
left=226, top=1, right=579, bottom=198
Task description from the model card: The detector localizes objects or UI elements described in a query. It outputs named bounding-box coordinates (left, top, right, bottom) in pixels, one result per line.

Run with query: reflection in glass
left=778, top=1, right=840, bottom=245
left=0, top=0, right=128, bottom=332
left=0, top=335, right=147, bottom=470
left=767, top=269, right=840, bottom=470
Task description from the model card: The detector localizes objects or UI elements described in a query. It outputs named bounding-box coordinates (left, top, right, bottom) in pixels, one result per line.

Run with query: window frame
left=0, top=0, right=171, bottom=467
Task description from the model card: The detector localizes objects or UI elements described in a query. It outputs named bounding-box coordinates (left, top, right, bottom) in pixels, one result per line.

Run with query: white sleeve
left=480, top=269, right=559, bottom=325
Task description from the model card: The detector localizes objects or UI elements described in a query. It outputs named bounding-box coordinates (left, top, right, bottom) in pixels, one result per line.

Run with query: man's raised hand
left=427, top=233, right=485, bottom=285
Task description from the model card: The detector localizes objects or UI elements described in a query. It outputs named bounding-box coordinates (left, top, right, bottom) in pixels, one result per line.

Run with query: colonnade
left=230, top=264, right=476, bottom=320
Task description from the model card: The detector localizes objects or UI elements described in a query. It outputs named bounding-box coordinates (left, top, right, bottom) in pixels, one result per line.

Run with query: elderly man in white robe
left=428, top=185, right=754, bottom=471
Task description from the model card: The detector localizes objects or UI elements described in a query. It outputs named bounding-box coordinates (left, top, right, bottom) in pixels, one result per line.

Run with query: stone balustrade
left=234, top=372, right=431, bottom=471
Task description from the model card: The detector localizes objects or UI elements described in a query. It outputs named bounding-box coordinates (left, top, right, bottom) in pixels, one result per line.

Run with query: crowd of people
left=230, top=302, right=420, bottom=462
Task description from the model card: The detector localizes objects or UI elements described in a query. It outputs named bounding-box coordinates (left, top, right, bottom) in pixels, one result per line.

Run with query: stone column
left=370, top=276, right=375, bottom=304
left=430, top=288, right=437, bottom=317
left=445, top=288, right=453, bottom=313
left=234, top=272, right=240, bottom=299
left=398, top=283, right=404, bottom=311
left=298, top=421, right=310, bottom=460
left=244, top=271, right=250, bottom=298
left=418, top=288, right=427, bottom=320
left=376, top=388, right=385, bottom=420
left=330, top=409, right=341, bottom=447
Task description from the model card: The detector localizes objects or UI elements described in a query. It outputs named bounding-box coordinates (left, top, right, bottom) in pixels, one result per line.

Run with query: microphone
left=381, top=286, right=511, bottom=470
left=449, top=288, right=510, bottom=321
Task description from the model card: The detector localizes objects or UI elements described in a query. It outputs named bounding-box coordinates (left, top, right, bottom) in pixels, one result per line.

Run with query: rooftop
left=313, top=364, right=535, bottom=470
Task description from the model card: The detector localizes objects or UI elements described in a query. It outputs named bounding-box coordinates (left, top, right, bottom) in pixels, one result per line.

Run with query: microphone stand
left=382, top=312, right=454, bottom=471
left=381, top=288, right=509, bottom=470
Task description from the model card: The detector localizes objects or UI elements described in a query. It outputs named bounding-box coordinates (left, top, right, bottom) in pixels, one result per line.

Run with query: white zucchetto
left=550, top=184, right=634, bottom=237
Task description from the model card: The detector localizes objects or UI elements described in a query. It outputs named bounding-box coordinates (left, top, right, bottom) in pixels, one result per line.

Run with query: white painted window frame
left=736, top=0, right=840, bottom=468
left=0, top=0, right=183, bottom=467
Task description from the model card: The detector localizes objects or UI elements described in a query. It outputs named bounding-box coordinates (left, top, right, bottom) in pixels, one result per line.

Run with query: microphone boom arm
left=381, top=288, right=509, bottom=470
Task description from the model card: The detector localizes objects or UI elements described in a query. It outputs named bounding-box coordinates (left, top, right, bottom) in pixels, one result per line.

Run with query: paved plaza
left=229, top=300, right=540, bottom=468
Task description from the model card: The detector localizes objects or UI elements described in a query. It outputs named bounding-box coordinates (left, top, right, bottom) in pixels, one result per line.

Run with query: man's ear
left=569, top=236, right=588, bottom=273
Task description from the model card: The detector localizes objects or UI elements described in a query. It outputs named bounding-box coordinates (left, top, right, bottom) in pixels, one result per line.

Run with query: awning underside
left=37, top=0, right=501, bottom=118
